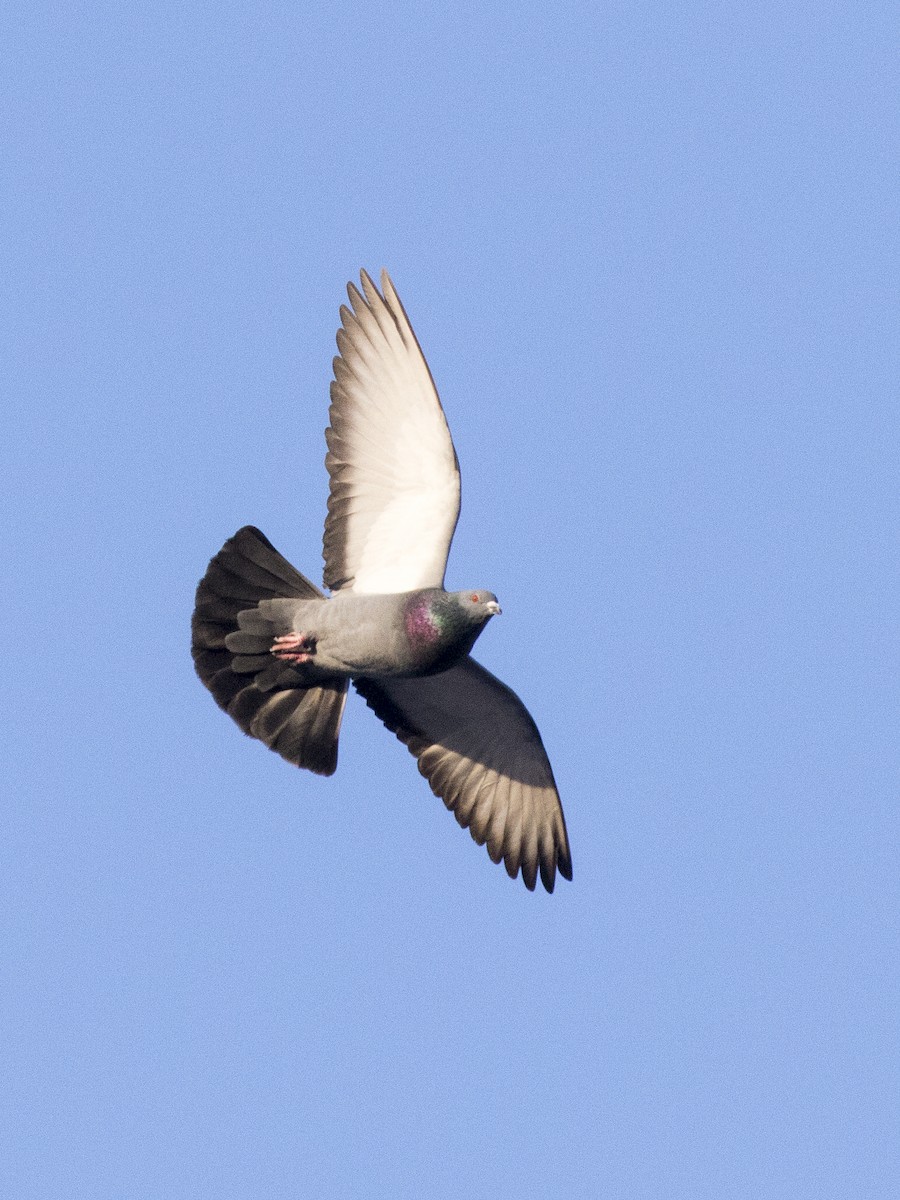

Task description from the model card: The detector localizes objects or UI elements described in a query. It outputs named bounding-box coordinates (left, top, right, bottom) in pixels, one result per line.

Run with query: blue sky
left=3, top=3, right=897, bottom=1197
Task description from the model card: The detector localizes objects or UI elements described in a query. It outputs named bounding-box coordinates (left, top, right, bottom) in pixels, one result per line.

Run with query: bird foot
left=270, top=633, right=316, bottom=664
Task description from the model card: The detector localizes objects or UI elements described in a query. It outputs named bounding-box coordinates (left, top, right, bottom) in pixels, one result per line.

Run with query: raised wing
left=323, top=270, right=461, bottom=594
left=355, top=658, right=572, bottom=892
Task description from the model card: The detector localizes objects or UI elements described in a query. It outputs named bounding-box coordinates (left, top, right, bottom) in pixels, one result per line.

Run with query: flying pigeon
left=191, top=270, right=572, bottom=892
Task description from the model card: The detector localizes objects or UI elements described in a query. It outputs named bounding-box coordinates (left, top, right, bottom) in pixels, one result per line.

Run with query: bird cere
left=191, top=271, right=572, bottom=892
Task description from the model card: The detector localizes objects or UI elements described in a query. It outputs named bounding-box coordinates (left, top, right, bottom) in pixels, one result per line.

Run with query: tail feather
left=191, top=526, right=347, bottom=776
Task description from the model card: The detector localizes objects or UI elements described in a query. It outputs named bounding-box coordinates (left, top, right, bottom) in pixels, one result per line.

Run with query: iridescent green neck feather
left=404, top=591, right=467, bottom=651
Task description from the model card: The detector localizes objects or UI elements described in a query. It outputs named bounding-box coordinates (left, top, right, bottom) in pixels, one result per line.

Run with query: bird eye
left=471, top=593, right=479, bottom=603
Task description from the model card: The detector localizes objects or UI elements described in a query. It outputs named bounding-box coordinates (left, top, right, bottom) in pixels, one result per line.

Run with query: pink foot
left=270, top=633, right=316, bottom=665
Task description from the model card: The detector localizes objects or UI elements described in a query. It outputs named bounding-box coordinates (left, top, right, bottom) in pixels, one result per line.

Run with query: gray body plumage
left=191, top=271, right=572, bottom=892
left=226, top=587, right=496, bottom=678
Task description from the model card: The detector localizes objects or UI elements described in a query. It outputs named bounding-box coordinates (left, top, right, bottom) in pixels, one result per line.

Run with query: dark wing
left=323, top=270, right=461, bottom=593
left=355, top=657, right=572, bottom=892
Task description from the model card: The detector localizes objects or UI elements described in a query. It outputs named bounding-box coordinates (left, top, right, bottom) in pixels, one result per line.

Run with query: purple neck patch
left=405, top=595, right=442, bottom=648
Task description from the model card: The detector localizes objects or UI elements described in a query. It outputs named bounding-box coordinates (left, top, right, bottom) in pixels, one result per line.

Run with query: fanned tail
left=191, top=526, right=347, bottom=776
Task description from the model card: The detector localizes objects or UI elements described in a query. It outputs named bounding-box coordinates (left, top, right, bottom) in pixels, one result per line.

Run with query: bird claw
left=271, top=633, right=316, bottom=664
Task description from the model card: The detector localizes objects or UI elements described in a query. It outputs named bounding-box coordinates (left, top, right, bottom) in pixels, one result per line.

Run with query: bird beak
left=486, top=600, right=501, bottom=616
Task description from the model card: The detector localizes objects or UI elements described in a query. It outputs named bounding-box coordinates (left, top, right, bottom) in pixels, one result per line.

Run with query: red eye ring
left=471, top=593, right=479, bottom=603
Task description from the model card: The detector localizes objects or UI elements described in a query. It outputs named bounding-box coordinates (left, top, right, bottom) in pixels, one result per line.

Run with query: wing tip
left=355, top=266, right=392, bottom=297
left=520, top=836, right=573, bottom=894
left=346, top=267, right=408, bottom=341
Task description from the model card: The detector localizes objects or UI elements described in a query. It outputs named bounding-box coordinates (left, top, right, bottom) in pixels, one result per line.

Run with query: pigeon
left=191, top=270, right=572, bottom=892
